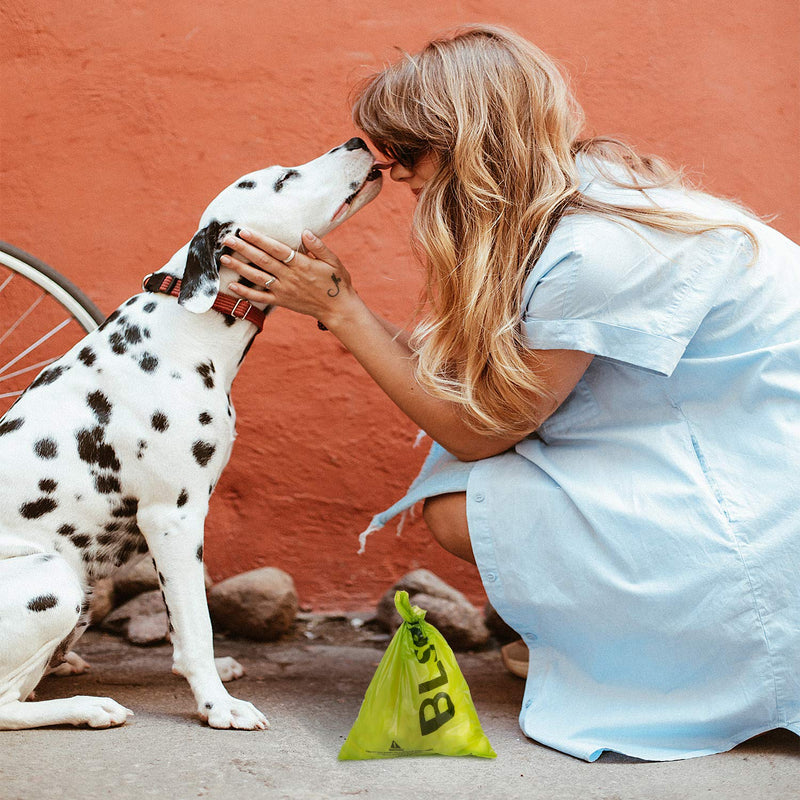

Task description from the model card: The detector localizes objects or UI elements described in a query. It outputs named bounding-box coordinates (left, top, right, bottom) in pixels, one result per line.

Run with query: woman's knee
left=422, top=492, right=475, bottom=563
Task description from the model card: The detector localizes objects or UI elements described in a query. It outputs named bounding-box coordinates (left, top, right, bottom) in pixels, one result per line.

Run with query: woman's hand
left=221, top=228, right=361, bottom=330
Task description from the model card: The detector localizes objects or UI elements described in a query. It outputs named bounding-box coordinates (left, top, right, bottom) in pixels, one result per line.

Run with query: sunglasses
left=382, top=143, right=429, bottom=170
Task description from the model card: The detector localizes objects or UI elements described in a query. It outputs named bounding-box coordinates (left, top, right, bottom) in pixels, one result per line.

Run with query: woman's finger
left=238, top=228, right=299, bottom=267
left=227, top=278, right=274, bottom=303
left=301, top=230, right=343, bottom=269
left=219, top=253, right=279, bottom=288
left=222, top=235, right=285, bottom=274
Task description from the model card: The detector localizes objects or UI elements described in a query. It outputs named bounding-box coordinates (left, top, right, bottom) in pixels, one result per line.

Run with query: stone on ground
left=101, top=590, right=170, bottom=645
left=207, top=566, right=298, bottom=641
left=376, top=569, right=489, bottom=650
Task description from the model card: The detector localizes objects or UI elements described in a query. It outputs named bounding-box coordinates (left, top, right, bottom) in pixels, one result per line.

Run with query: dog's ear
left=178, top=220, right=230, bottom=313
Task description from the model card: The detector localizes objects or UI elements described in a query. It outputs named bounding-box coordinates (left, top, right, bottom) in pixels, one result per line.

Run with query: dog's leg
left=0, top=553, right=132, bottom=730
left=138, top=505, right=269, bottom=730
left=47, top=651, right=92, bottom=677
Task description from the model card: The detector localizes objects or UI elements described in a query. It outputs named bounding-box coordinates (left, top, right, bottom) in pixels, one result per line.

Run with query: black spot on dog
left=224, top=315, right=237, bottom=327
left=76, top=427, right=120, bottom=471
left=70, top=533, right=92, bottom=548
left=196, top=544, right=204, bottom=562
left=30, top=365, right=69, bottom=390
left=104, top=522, right=121, bottom=533
left=34, top=438, right=58, bottom=459
left=191, top=441, right=216, bottom=467
left=136, top=439, right=147, bottom=459
left=27, top=594, right=59, bottom=612
left=114, top=539, right=141, bottom=567
left=205, top=702, right=213, bottom=710
left=97, top=531, right=117, bottom=546
left=124, top=324, right=143, bottom=344
left=20, top=497, right=58, bottom=518
left=125, top=296, right=138, bottom=307
left=109, top=331, right=128, bottom=355
left=198, top=412, right=213, bottom=426
left=87, top=390, right=112, bottom=425
left=195, top=361, right=215, bottom=389
left=95, top=474, right=121, bottom=494
left=236, top=179, right=256, bottom=189
left=58, top=524, right=76, bottom=537
left=171, top=371, right=182, bottom=380
left=143, top=302, right=156, bottom=313
left=112, top=496, right=138, bottom=517
left=77, top=347, right=97, bottom=366
left=273, top=169, right=300, bottom=193
left=0, top=417, right=25, bottom=436
left=140, top=352, right=159, bottom=373
left=39, top=478, right=58, bottom=493
left=177, top=489, right=189, bottom=507
left=98, top=309, right=120, bottom=331
left=151, top=412, right=169, bottom=432
left=158, top=571, right=166, bottom=585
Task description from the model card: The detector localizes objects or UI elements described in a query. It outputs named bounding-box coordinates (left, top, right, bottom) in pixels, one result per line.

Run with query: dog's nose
left=343, top=137, right=369, bottom=152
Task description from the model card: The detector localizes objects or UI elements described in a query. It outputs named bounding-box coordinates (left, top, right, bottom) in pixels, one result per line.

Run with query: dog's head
left=176, top=137, right=382, bottom=313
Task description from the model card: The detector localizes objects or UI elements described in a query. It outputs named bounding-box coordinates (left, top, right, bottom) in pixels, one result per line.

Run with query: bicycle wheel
left=0, top=241, right=106, bottom=416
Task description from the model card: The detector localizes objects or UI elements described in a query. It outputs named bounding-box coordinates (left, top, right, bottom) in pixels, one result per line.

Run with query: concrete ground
left=0, top=623, right=797, bottom=800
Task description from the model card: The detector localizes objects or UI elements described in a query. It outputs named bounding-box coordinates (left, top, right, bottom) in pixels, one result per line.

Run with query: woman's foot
left=501, top=639, right=529, bottom=678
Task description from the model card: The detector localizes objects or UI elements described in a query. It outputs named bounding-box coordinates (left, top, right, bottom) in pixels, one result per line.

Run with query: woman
left=222, top=26, right=800, bottom=761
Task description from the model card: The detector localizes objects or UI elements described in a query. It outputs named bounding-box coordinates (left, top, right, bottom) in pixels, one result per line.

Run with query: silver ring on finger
left=282, top=249, right=296, bottom=265
left=264, top=275, right=276, bottom=289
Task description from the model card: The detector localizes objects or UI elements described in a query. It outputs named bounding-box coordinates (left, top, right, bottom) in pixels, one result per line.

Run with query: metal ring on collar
left=282, top=249, right=297, bottom=265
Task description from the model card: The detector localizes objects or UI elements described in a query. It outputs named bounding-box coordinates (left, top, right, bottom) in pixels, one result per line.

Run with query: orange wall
left=2, top=1, right=798, bottom=610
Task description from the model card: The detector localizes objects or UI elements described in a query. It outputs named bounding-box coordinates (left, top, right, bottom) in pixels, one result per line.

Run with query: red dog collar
left=141, top=272, right=266, bottom=332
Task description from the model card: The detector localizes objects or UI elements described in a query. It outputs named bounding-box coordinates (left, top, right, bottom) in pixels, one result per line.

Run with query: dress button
left=474, top=492, right=485, bottom=503
left=485, top=572, right=497, bottom=582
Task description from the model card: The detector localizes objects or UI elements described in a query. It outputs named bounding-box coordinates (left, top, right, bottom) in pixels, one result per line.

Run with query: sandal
left=501, top=639, right=529, bottom=678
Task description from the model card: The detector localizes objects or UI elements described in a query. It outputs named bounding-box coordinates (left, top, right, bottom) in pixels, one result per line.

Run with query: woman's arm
left=222, top=229, right=592, bottom=461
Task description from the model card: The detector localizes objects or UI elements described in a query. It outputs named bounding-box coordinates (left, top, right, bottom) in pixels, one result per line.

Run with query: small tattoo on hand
left=327, top=273, right=342, bottom=297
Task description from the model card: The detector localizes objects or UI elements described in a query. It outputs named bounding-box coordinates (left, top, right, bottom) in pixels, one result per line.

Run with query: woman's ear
left=178, top=220, right=232, bottom=313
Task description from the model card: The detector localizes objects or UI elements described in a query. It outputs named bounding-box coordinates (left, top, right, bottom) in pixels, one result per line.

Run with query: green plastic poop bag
left=338, top=590, right=496, bottom=759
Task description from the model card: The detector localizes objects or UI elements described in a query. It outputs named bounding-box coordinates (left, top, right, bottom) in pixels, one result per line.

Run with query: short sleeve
left=520, top=214, right=746, bottom=376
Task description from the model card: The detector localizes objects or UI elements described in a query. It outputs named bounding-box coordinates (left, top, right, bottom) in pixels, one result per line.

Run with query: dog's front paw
left=69, top=696, right=134, bottom=728
left=214, top=656, right=245, bottom=682
left=200, top=696, right=269, bottom=730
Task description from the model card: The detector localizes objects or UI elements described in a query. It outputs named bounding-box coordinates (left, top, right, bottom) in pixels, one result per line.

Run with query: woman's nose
left=389, top=162, right=412, bottom=181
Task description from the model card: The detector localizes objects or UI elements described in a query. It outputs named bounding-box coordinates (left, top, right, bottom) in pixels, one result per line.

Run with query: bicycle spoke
left=0, top=356, right=60, bottom=384
left=0, top=317, right=72, bottom=377
left=0, top=292, right=46, bottom=346
left=0, top=273, right=15, bottom=294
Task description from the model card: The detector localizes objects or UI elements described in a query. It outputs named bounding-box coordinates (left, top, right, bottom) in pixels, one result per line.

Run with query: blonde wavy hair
left=351, top=25, right=757, bottom=437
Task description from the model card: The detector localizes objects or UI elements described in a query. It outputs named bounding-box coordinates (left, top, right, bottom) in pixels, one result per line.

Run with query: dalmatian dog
left=0, top=137, right=382, bottom=730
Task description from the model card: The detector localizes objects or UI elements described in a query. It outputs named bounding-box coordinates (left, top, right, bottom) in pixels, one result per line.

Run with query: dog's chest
left=0, top=294, right=239, bottom=578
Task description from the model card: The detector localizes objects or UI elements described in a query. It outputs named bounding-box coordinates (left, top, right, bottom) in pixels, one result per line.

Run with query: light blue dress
left=362, top=159, right=800, bottom=761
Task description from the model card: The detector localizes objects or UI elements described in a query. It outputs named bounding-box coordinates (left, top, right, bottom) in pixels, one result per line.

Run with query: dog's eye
left=273, top=170, right=300, bottom=193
